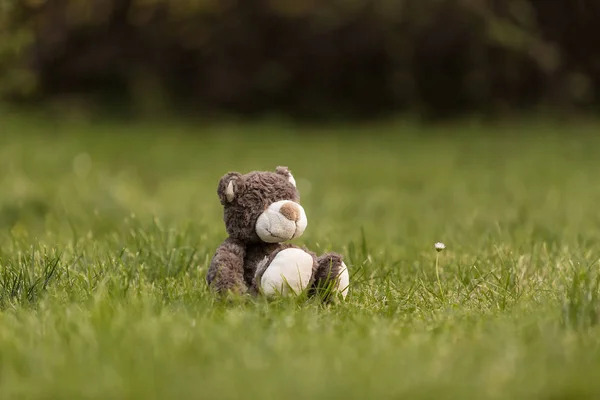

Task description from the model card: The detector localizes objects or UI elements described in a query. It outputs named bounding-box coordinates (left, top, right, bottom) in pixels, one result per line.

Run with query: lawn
left=1, top=112, right=600, bottom=399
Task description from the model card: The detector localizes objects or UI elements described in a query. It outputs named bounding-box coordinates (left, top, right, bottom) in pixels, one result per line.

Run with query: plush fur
left=206, top=166, right=349, bottom=300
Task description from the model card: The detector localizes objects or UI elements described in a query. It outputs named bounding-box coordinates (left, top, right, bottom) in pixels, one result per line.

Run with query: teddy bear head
left=216, top=166, right=308, bottom=243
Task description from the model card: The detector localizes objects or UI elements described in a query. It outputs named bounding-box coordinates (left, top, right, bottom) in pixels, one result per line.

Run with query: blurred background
left=1, top=0, right=599, bottom=122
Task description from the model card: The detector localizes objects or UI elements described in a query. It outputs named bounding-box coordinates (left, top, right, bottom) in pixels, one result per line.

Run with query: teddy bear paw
left=333, top=262, right=350, bottom=299
left=260, top=248, right=314, bottom=297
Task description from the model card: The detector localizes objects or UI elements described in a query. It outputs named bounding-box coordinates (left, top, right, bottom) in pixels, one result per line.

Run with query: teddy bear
left=206, top=166, right=349, bottom=300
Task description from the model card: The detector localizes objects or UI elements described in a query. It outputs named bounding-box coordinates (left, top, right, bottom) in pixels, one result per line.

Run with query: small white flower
left=434, top=242, right=446, bottom=252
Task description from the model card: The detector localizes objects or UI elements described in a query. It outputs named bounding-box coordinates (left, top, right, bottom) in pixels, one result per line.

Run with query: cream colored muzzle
left=255, top=200, right=307, bottom=243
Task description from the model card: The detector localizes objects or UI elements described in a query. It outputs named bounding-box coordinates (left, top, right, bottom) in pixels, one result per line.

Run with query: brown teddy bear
left=206, top=166, right=349, bottom=300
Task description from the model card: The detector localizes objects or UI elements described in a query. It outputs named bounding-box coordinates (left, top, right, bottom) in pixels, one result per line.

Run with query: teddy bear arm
left=206, top=238, right=248, bottom=295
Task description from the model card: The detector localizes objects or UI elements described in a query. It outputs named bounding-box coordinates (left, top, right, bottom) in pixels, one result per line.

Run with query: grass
left=1, top=111, right=600, bottom=398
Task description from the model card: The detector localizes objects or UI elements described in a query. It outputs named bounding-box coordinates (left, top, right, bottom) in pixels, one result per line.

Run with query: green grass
left=1, top=112, right=600, bottom=399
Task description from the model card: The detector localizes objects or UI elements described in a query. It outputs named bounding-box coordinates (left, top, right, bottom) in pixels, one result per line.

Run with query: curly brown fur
left=309, top=252, right=346, bottom=300
left=206, top=238, right=247, bottom=295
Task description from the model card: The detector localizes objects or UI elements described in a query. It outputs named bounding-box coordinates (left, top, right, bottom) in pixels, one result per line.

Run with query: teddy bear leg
left=255, top=248, right=316, bottom=297
left=311, top=253, right=350, bottom=300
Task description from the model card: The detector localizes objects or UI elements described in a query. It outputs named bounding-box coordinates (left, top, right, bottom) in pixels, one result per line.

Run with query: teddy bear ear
left=217, top=172, right=242, bottom=204
left=275, top=166, right=296, bottom=187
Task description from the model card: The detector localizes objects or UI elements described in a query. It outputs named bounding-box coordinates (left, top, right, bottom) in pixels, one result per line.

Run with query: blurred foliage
left=0, top=0, right=37, bottom=98
left=0, top=0, right=599, bottom=118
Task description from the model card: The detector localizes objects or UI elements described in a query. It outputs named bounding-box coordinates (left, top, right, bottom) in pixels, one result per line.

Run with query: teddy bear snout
left=255, top=200, right=307, bottom=243
left=279, top=202, right=300, bottom=222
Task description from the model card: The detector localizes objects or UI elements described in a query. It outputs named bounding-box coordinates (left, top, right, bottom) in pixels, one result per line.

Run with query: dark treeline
left=1, top=0, right=599, bottom=120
